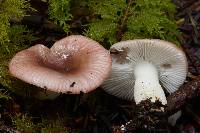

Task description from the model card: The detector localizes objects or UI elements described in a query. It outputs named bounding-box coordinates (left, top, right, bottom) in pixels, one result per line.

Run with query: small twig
left=176, top=0, right=200, bottom=17
left=166, top=77, right=200, bottom=113
left=184, top=105, right=200, bottom=126
left=187, top=11, right=200, bottom=45
left=116, top=0, right=133, bottom=41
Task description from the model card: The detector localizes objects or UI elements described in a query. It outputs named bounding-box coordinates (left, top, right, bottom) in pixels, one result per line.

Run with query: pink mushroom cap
left=9, top=35, right=111, bottom=94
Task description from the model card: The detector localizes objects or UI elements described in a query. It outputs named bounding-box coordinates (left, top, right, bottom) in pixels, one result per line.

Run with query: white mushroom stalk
left=134, top=61, right=167, bottom=105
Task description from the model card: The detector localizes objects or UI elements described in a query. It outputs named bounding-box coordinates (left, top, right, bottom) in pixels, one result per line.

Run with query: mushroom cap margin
left=9, top=35, right=112, bottom=94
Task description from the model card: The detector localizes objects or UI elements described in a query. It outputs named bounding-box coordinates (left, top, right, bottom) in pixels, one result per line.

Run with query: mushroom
left=102, top=39, right=187, bottom=105
left=9, top=35, right=111, bottom=98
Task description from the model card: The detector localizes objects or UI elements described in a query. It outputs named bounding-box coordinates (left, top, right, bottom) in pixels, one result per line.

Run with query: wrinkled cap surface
left=102, top=39, right=187, bottom=100
left=9, top=35, right=111, bottom=94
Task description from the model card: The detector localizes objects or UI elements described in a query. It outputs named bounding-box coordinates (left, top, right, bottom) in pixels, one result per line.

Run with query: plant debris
left=113, top=99, right=169, bottom=133
left=166, top=77, right=200, bottom=113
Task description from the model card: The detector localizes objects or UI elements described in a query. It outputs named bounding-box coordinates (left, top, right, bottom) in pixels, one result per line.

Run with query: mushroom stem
left=134, top=62, right=167, bottom=105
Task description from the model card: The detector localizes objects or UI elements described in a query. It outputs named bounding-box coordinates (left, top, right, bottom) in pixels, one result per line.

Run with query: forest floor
left=1, top=0, right=200, bottom=133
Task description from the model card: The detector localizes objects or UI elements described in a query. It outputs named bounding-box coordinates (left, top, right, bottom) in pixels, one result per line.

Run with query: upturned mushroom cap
left=9, top=35, right=111, bottom=94
left=102, top=39, right=187, bottom=100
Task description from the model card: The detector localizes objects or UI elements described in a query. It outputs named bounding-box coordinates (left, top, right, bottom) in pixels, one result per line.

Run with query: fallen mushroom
left=102, top=39, right=187, bottom=105
left=9, top=35, right=111, bottom=98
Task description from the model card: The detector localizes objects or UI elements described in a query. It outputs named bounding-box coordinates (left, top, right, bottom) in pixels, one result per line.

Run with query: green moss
left=0, top=25, right=37, bottom=90
left=85, top=20, right=117, bottom=47
left=0, top=0, right=36, bottom=91
left=12, top=114, right=72, bottom=133
left=84, top=0, right=126, bottom=45
left=0, top=88, right=11, bottom=100
left=40, top=119, right=69, bottom=133
left=123, top=0, right=180, bottom=44
left=12, top=114, right=39, bottom=133
left=0, top=0, right=33, bottom=48
left=48, top=0, right=72, bottom=33
left=85, top=0, right=180, bottom=45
